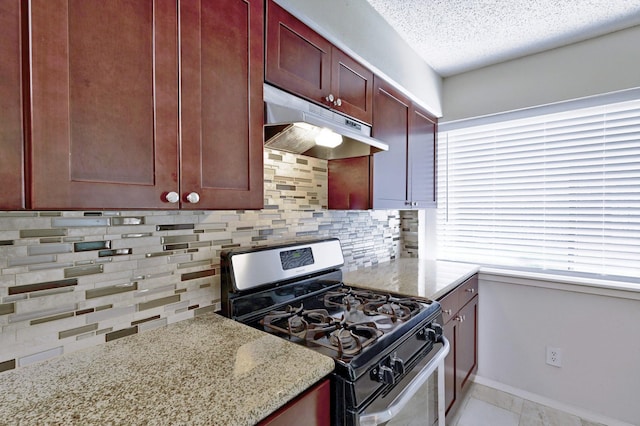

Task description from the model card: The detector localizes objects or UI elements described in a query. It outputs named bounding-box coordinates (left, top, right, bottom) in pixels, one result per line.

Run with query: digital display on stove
left=280, top=247, right=314, bottom=270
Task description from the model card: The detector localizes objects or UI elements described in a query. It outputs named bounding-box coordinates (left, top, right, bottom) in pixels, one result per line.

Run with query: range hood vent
left=264, top=84, right=388, bottom=160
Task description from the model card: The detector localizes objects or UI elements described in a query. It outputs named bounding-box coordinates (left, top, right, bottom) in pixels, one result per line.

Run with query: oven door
left=359, top=337, right=449, bottom=426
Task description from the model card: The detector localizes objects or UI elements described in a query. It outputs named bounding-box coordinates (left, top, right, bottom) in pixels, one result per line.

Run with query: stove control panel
left=370, top=320, right=443, bottom=385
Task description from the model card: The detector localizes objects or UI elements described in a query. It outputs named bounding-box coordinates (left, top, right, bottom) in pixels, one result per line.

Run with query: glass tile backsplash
left=0, top=148, right=407, bottom=373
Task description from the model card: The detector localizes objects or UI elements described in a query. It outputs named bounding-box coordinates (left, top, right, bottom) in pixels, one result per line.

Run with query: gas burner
left=261, top=304, right=307, bottom=336
left=324, top=288, right=386, bottom=311
left=288, top=315, right=307, bottom=333
left=363, top=297, right=423, bottom=322
left=343, top=294, right=362, bottom=310
left=303, top=309, right=333, bottom=325
left=262, top=304, right=304, bottom=324
left=329, top=328, right=358, bottom=350
left=364, top=301, right=411, bottom=321
left=311, top=320, right=383, bottom=357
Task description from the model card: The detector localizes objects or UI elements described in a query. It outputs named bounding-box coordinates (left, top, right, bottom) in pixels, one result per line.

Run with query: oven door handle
left=359, top=336, right=450, bottom=426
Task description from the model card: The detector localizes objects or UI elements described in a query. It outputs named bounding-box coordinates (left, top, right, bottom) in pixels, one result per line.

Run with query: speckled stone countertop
left=343, top=258, right=479, bottom=300
left=0, top=313, right=334, bottom=426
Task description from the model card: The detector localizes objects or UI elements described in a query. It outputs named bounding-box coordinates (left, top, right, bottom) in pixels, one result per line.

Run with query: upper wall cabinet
left=408, top=104, right=437, bottom=207
left=27, top=0, right=264, bottom=210
left=0, top=0, right=25, bottom=209
left=265, top=0, right=373, bottom=124
left=372, top=77, right=437, bottom=209
left=180, top=0, right=264, bottom=210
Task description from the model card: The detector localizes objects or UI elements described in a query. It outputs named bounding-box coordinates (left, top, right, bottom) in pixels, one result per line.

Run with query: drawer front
left=458, top=274, right=479, bottom=308
left=439, top=291, right=458, bottom=324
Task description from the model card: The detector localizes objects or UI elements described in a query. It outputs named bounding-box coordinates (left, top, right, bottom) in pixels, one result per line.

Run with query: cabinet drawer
left=439, top=291, right=458, bottom=324
left=458, top=275, right=479, bottom=308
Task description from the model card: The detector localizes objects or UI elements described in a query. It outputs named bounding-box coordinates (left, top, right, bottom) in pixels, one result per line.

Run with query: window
left=437, top=94, right=640, bottom=279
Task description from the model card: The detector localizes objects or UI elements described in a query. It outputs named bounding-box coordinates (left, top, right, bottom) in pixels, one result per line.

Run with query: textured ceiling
left=365, top=0, right=640, bottom=76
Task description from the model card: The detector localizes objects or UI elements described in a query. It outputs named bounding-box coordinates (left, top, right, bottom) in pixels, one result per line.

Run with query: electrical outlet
left=546, top=346, right=562, bottom=367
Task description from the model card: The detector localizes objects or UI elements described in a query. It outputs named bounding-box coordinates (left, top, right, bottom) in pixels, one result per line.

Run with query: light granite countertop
left=343, top=258, right=479, bottom=300
left=0, top=313, right=334, bottom=426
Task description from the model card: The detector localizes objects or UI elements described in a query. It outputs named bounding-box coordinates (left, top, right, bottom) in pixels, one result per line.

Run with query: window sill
left=479, top=266, right=640, bottom=300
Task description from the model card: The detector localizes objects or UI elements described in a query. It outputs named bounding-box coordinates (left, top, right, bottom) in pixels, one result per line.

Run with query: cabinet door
left=372, top=78, right=410, bottom=209
left=29, top=0, right=179, bottom=209
left=457, top=296, right=478, bottom=393
left=408, top=105, right=437, bottom=208
left=328, top=156, right=371, bottom=209
left=258, top=379, right=331, bottom=426
left=443, top=319, right=457, bottom=414
left=331, top=49, right=373, bottom=124
left=265, top=0, right=331, bottom=105
left=0, top=0, right=25, bottom=209
left=180, top=0, right=264, bottom=210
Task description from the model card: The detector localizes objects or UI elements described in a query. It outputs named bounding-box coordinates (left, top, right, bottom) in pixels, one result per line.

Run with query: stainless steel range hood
left=264, top=84, right=388, bottom=160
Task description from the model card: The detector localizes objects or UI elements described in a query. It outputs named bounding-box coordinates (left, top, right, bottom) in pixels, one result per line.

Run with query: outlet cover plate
left=546, top=346, right=562, bottom=367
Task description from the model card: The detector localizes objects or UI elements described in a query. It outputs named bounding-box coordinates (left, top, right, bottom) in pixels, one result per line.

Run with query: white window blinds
left=437, top=98, right=640, bottom=279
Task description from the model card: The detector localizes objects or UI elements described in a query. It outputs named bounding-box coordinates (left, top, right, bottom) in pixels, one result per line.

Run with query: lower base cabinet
left=439, top=274, right=478, bottom=417
left=258, top=379, right=331, bottom=426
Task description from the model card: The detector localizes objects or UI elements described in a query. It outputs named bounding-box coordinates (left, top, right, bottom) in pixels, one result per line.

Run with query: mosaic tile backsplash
left=400, top=210, right=419, bottom=258
left=0, top=148, right=405, bottom=374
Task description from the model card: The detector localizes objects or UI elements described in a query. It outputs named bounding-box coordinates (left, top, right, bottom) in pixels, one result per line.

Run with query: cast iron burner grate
left=260, top=305, right=383, bottom=357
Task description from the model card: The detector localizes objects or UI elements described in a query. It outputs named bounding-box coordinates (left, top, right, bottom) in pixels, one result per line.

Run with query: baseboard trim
left=472, top=375, right=634, bottom=426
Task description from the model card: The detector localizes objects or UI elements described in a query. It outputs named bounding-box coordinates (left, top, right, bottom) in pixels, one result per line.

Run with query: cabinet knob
left=443, top=309, right=452, bottom=316
left=185, top=192, right=200, bottom=204
left=165, top=191, right=179, bottom=203
left=465, top=288, right=475, bottom=294
left=334, top=98, right=342, bottom=107
left=454, top=315, right=464, bottom=322
left=404, top=201, right=412, bottom=206
left=325, top=93, right=335, bottom=103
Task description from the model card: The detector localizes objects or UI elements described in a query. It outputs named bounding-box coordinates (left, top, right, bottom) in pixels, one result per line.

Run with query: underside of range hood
left=263, top=84, right=388, bottom=160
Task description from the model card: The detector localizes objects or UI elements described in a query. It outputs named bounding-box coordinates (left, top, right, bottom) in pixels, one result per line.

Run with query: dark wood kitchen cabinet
left=27, top=0, right=263, bottom=210
left=265, top=0, right=373, bottom=124
left=258, top=379, right=331, bottom=426
left=328, top=156, right=372, bottom=210
left=179, top=0, right=264, bottom=210
left=439, top=274, right=478, bottom=417
left=0, top=0, right=25, bottom=209
left=372, top=77, right=437, bottom=209
left=327, top=78, right=437, bottom=210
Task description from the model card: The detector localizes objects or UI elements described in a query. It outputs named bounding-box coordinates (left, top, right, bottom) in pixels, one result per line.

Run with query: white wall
left=443, top=25, right=640, bottom=121
left=478, top=273, right=640, bottom=425
left=272, top=0, right=443, bottom=117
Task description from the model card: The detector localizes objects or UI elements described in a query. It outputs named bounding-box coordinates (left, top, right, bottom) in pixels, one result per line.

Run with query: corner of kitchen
left=2, top=0, right=640, bottom=425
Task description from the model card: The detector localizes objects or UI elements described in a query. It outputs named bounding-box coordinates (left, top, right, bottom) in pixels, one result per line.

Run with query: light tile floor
left=447, top=383, right=606, bottom=426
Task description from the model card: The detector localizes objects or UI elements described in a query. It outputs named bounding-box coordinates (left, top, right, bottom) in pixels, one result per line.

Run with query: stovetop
left=224, top=269, right=441, bottom=373
left=220, top=238, right=443, bottom=379
left=255, top=286, right=435, bottom=360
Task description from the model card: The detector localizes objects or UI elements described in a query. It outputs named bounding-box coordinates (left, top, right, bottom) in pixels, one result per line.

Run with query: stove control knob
left=378, top=365, right=395, bottom=385
left=418, top=326, right=436, bottom=342
left=391, top=355, right=405, bottom=375
left=424, top=327, right=437, bottom=342
left=431, top=323, right=443, bottom=336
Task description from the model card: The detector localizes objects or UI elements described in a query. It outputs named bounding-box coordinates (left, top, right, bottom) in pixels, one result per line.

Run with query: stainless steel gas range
left=221, top=238, right=449, bottom=426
